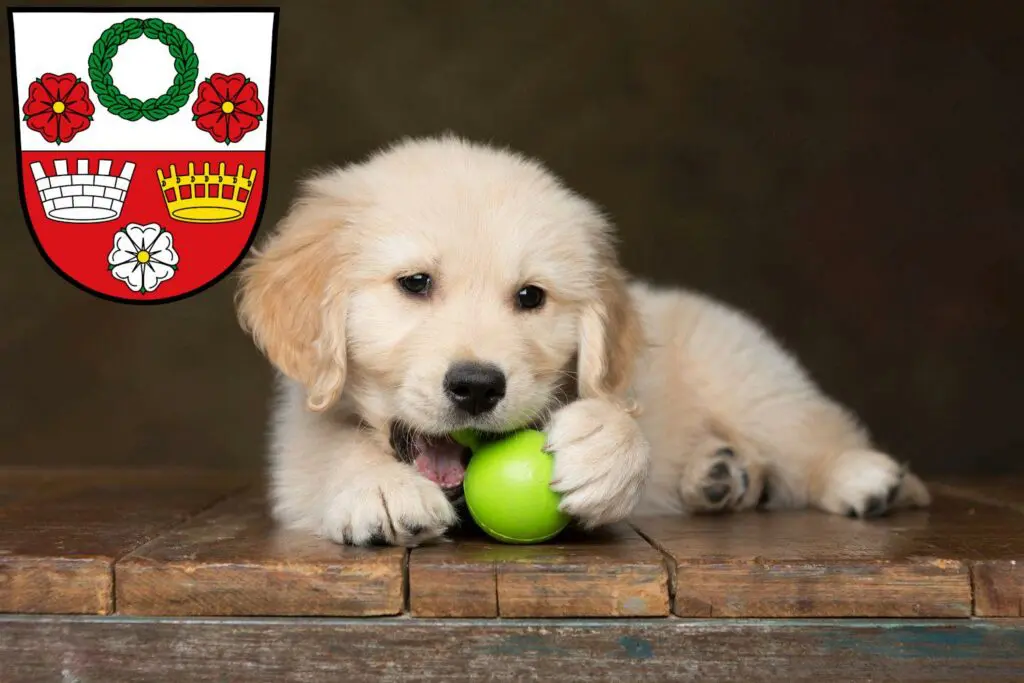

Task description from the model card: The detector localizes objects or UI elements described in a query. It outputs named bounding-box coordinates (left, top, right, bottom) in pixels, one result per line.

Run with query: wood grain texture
left=0, top=469, right=245, bottom=615
left=411, top=537, right=498, bottom=618
left=117, top=490, right=406, bottom=617
left=409, top=524, right=669, bottom=617
left=2, top=616, right=1023, bottom=682
left=973, top=562, right=1024, bottom=617
left=933, top=481, right=1024, bottom=616
left=633, top=492, right=1024, bottom=618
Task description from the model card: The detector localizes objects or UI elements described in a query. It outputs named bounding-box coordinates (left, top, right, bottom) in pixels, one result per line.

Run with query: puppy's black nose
left=444, top=362, right=506, bottom=416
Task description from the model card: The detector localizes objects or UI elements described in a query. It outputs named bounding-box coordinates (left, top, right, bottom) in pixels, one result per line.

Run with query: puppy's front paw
left=321, top=461, right=457, bottom=546
left=546, top=399, right=650, bottom=529
left=817, top=449, right=931, bottom=519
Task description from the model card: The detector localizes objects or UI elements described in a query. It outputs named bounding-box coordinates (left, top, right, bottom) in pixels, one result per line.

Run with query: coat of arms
left=9, top=8, right=278, bottom=302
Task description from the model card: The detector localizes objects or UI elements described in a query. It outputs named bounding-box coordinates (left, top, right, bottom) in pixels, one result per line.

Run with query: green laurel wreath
left=87, top=18, right=199, bottom=122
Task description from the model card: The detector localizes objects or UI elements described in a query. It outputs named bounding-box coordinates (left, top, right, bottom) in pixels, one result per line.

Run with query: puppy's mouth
left=389, top=422, right=472, bottom=497
left=390, top=420, right=547, bottom=500
left=388, top=406, right=555, bottom=502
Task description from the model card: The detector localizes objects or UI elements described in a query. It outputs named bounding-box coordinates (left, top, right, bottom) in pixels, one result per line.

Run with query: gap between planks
left=105, top=481, right=255, bottom=614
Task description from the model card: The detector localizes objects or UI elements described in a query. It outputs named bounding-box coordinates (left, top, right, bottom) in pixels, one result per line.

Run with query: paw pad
left=703, top=482, right=731, bottom=503
left=708, top=462, right=730, bottom=479
left=693, top=449, right=750, bottom=511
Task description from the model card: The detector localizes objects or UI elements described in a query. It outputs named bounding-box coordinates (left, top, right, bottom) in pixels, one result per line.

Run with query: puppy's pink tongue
left=415, top=437, right=466, bottom=488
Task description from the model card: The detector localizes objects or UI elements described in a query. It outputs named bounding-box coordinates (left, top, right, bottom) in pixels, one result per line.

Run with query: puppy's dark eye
left=515, top=285, right=546, bottom=310
left=398, top=273, right=432, bottom=296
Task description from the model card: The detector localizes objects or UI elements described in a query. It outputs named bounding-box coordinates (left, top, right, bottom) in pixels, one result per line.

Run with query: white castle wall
left=30, top=159, right=136, bottom=223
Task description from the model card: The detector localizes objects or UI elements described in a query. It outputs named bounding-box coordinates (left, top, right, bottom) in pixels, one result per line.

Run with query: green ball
left=461, top=430, right=570, bottom=544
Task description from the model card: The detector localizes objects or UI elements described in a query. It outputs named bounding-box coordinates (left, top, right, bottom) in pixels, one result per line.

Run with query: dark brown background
left=1, top=1, right=1020, bottom=476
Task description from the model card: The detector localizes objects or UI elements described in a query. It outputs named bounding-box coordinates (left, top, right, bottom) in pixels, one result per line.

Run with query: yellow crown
left=157, top=162, right=258, bottom=224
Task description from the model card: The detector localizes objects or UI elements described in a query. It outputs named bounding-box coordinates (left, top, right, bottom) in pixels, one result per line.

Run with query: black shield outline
left=7, top=5, right=280, bottom=305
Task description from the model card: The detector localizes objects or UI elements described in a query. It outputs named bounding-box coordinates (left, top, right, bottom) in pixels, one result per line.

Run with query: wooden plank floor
left=1, top=469, right=1023, bottom=619
left=634, top=492, right=1024, bottom=618
left=409, top=523, right=669, bottom=617
left=2, top=617, right=1023, bottom=682
left=0, top=469, right=247, bottom=614
left=117, top=489, right=405, bottom=617
left=2, top=469, right=1024, bottom=681
left=929, top=480, right=1024, bottom=616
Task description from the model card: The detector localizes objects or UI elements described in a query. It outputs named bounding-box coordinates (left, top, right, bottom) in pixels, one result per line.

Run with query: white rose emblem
left=107, top=223, right=179, bottom=294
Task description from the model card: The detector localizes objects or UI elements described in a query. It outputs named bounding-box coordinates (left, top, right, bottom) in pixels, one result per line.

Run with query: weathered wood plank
left=411, top=537, right=498, bottom=618
left=410, top=524, right=669, bottom=618
left=973, top=562, right=1024, bottom=617
left=117, top=490, right=406, bottom=617
left=632, top=492, right=1024, bottom=618
left=2, top=616, right=1023, bottom=682
left=932, top=481, right=1024, bottom=616
left=0, top=469, right=245, bottom=615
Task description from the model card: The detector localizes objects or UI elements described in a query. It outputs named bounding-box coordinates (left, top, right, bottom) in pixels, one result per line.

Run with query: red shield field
left=10, top=9, right=278, bottom=303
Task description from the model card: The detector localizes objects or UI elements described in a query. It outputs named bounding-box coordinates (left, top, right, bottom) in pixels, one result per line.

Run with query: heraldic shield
left=9, top=8, right=278, bottom=303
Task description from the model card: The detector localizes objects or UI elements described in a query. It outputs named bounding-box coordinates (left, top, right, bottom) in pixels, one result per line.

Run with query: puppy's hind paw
left=816, top=449, right=930, bottom=519
left=678, top=445, right=765, bottom=514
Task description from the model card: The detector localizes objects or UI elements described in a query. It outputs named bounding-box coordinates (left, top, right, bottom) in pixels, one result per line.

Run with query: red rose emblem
left=192, top=73, right=265, bottom=144
left=22, top=73, right=95, bottom=145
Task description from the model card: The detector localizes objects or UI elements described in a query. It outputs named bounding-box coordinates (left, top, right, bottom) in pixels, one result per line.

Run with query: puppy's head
left=237, top=136, right=641, bottom=490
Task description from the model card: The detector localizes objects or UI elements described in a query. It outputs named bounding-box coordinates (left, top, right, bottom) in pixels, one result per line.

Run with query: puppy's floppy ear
left=236, top=180, right=351, bottom=412
left=576, top=250, right=644, bottom=407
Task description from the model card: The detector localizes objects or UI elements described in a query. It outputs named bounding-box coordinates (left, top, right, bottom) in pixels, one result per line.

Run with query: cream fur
left=628, top=283, right=930, bottom=516
left=237, top=135, right=929, bottom=547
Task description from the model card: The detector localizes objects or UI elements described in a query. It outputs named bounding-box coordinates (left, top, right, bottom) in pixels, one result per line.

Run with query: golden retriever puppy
left=237, top=135, right=929, bottom=546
